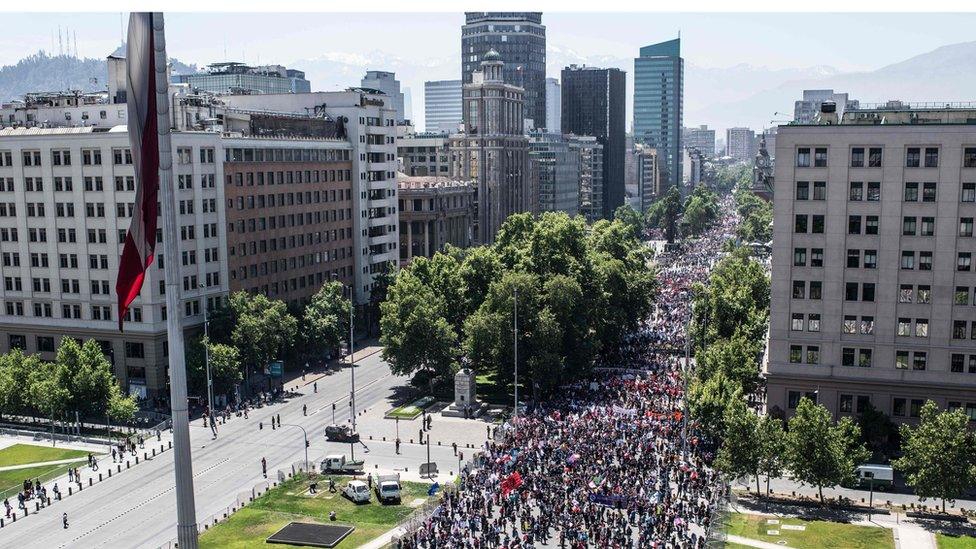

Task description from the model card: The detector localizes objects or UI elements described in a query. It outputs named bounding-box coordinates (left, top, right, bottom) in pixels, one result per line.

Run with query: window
left=124, top=342, right=145, bottom=359
left=812, top=215, right=824, bottom=233
left=807, top=346, right=820, bottom=365
left=920, top=217, right=935, bottom=236
left=795, top=181, right=809, bottom=200
left=793, top=280, right=806, bottom=299
left=916, top=319, right=928, bottom=338
left=903, top=217, right=917, bottom=235
left=924, top=147, right=939, bottom=168
left=918, top=285, right=931, bottom=303
left=869, top=148, right=883, bottom=167
left=904, top=182, right=919, bottom=202
left=813, top=181, right=826, bottom=200
left=792, top=313, right=804, bottom=331
left=788, top=391, right=802, bottom=409
left=951, top=354, right=965, bottom=373
left=846, top=282, right=859, bottom=301
left=809, top=281, right=822, bottom=300
left=867, top=181, right=881, bottom=201
left=849, top=181, right=863, bottom=201
left=848, top=215, right=862, bottom=234
left=840, top=394, right=854, bottom=413
left=959, top=252, right=972, bottom=271
left=864, top=250, right=877, bottom=269
left=898, top=318, right=912, bottom=337
left=790, top=345, right=802, bottom=363
left=866, top=216, right=879, bottom=235
left=847, top=249, right=860, bottom=268
left=794, top=248, right=807, bottom=267
left=808, top=314, right=821, bottom=332
left=794, top=215, right=808, bottom=233
left=860, top=316, right=875, bottom=335
left=961, top=218, right=974, bottom=237
left=851, top=148, right=864, bottom=168
left=963, top=183, right=976, bottom=202
left=919, top=252, right=933, bottom=271
left=814, top=148, right=828, bottom=167
left=796, top=148, right=810, bottom=167
left=855, top=395, right=871, bottom=414
left=896, top=351, right=910, bottom=369
left=910, top=399, right=924, bottom=418
left=893, top=398, right=906, bottom=417
left=914, top=352, right=927, bottom=370
left=965, top=147, right=976, bottom=168
left=923, top=182, right=937, bottom=202
left=955, top=320, right=968, bottom=339
left=859, top=349, right=873, bottom=367
left=843, top=316, right=857, bottom=334
left=901, top=251, right=915, bottom=270
left=862, top=283, right=875, bottom=302
left=810, top=248, right=824, bottom=267
left=906, top=147, right=920, bottom=168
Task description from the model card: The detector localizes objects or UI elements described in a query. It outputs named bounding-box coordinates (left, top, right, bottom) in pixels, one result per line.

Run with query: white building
left=726, top=127, right=756, bottom=162
left=397, top=126, right=450, bottom=177
left=423, top=80, right=462, bottom=134
left=793, top=89, right=858, bottom=125
left=683, top=125, right=716, bottom=157
left=545, top=78, right=561, bottom=133
left=362, top=71, right=405, bottom=125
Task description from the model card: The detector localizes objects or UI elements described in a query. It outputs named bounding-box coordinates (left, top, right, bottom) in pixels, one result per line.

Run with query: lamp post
left=200, top=284, right=213, bottom=414
left=333, top=274, right=356, bottom=434
left=513, top=285, right=519, bottom=428
left=277, top=423, right=310, bottom=474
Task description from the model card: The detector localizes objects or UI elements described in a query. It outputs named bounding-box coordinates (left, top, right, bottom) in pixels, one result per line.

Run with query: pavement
left=0, top=350, right=491, bottom=548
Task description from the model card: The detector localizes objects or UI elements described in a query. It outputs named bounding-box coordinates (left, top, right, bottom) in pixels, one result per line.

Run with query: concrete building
left=449, top=51, right=530, bottom=244
left=174, top=62, right=310, bottom=95
left=635, top=144, right=660, bottom=212
left=397, top=126, right=450, bottom=177
left=568, top=135, right=604, bottom=224
left=545, top=78, right=561, bottom=133
left=424, top=80, right=462, bottom=134
left=462, top=12, right=546, bottom=130
left=528, top=131, right=580, bottom=216
left=362, top=71, right=405, bottom=124
left=682, top=147, right=703, bottom=188
left=726, top=127, right=756, bottom=162
left=766, top=101, right=976, bottom=424
left=561, top=65, right=626, bottom=221
left=683, top=125, right=716, bottom=157
left=397, top=174, right=475, bottom=264
left=794, top=89, right=858, bottom=125
left=634, top=38, right=683, bottom=194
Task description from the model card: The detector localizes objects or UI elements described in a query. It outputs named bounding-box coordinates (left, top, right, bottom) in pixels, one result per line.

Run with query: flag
left=500, top=471, right=522, bottom=496
left=116, top=12, right=159, bottom=332
left=427, top=482, right=440, bottom=496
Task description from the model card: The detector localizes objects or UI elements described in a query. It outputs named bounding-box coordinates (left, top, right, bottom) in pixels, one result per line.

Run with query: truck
left=320, top=454, right=365, bottom=475
left=374, top=473, right=402, bottom=504
left=325, top=424, right=360, bottom=443
left=855, top=464, right=894, bottom=490
left=343, top=480, right=371, bottom=503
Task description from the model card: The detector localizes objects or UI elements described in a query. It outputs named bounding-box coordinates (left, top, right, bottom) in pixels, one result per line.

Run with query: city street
left=0, top=350, right=483, bottom=548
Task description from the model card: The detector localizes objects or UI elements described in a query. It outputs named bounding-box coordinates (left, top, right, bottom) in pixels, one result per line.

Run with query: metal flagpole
left=513, top=286, right=518, bottom=426
left=150, top=12, right=199, bottom=547
left=349, top=286, right=357, bottom=433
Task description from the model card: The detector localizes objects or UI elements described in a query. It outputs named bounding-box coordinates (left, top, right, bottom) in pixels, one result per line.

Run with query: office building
left=569, top=135, right=604, bottom=224
left=461, top=12, right=546, bottom=129
left=726, top=127, right=756, bottom=162
left=634, top=38, right=683, bottom=193
left=684, top=125, right=716, bottom=157
left=362, top=71, right=405, bottom=124
left=528, top=131, right=580, bottom=216
left=766, top=101, right=976, bottom=424
left=397, top=126, right=450, bottom=177
left=424, top=80, right=462, bottom=134
left=174, top=62, right=310, bottom=95
left=398, top=174, right=475, bottom=264
left=449, top=51, right=530, bottom=244
left=545, top=78, right=561, bottom=132
left=635, top=144, right=660, bottom=212
left=561, top=65, right=626, bottom=220
left=794, top=89, right=859, bottom=124
left=682, top=147, right=703, bottom=187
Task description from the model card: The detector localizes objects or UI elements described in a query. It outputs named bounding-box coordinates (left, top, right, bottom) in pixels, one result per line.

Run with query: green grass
left=0, top=443, right=90, bottom=467
left=0, top=463, right=78, bottom=500
left=475, top=372, right=513, bottom=405
left=200, top=474, right=435, bottom=548
left=384, top=397, right=434, bottom=420
left=938, top=533, right=976, bottom=549
left=727, top=513, right=894, bottom=549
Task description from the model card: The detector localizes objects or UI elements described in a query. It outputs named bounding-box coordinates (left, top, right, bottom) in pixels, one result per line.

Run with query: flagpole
left=151, top=12, right=199, bottom=547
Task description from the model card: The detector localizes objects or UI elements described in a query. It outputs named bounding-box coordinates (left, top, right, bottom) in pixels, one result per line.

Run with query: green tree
left=458, top=246, right=503, bottom=318
left=106, top=386, right=138, bottom=423
left=682, top=186, right=719, bottom=236
left=736, top=192, right=772, bottom=243
left=694, top=335, right=762, bottom=394
left=303, top=281, right=351, bottom=360
left=186, top=337, right=243, bottom=400
left=856, top=402, right=899, bottom=459
left=645, top=186, right=682, bottom=242
left=756, top=414, right=787, bottom=497
left=894, top=401, right=976, bottom=513
left=0, top=349, right=40, bottom=417
left=692, top=252, right=770, bottom=349
left=55, top=338, right=117, bottom=418
left=229, top=292, right=298, bottom=388
left=687, top=370, right=742, bottom=440
left=28, top=361, right=70, bottom=429
left=410, top=252, right=467, bottom=334
left=715, top=398, right=763, bottom=495
left=613, top=204, right=643, bottom=237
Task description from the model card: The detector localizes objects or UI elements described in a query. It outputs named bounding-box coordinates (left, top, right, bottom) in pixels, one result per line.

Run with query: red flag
left=500, top=471, right=523, bottom=496
left=116, top=13, right=160, bottom=332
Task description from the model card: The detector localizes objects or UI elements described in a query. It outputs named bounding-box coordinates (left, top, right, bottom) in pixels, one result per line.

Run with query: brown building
left=398, top=174, right=475, bottom=264
left=223, top=137, right=356, bottom=306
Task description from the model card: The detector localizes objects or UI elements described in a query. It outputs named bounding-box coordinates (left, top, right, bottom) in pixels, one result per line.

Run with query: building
left=362, top=71, right=405, bottom=124
left=759, top=127, right=777, bottom=161
left=794, top=89, right=858, bottom=124
left=634, top=38, right=683, bottom=194
left=528, top=131, right=580, bottom=216
left=397, top=126, right=450, bottom=177
left=624, top=134, right=639, bottom=209
left=545, top=78, right=561, bottom=132
left=461, top=12, right=546, bottom=130
left=424, top=80, right=462, bottom=134
left=561, top=65, right=626, bottom=220
left=635, top=144, right=660, bottom=212
left=751, top=133, right=773, bottom=201
left=683, top=125, right=716, bottom=157
left=766, top=101, right=976, bottom=424
left=0, top=91, right=127, bottom=130
left=682, top=147, right=703, bottom=188
left=569, top=135, right=604, bottom=224
left=398, top=174, right=475, bottom=264
left=449, top=52, right=530, bottom=245
left=174, top=62, right=310, bottom=95
left=726, top=127, right=756, bottom=161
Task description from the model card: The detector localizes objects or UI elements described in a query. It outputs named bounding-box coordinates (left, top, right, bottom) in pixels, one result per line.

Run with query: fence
left=387, top=483, right=458, bottom=548
left=705, top=479, right=734, bottom=548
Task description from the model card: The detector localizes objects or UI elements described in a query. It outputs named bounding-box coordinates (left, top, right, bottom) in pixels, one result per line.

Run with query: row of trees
left=380, top=211, right=658, bottom=397
left=0, top=339, right=138, bottom=425
left=734, top=187, right=773, bottom=244
left=644, top=185, right=721, bottom=242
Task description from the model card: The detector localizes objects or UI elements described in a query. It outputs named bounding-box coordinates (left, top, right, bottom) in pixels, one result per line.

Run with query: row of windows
left=795, top=146, right=976, bottom=168
left=227, top=169, right=351, bottom=187
left=224, top=148, right=350, bottom=164
left=785, top=391, right=976, bottom=421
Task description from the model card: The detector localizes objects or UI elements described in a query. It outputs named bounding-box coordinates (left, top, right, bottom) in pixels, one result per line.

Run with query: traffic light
left=306, top=440, right=310, bottom=448
left=333, top=403, right=336, bottom=411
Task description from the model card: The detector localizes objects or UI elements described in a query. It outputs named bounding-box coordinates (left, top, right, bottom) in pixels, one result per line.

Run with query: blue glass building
left=633, top=38, right=683, bottom=194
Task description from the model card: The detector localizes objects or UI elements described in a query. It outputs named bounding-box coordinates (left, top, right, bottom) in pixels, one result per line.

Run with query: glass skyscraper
left=633, top=38, right=683, bottom=194
left=424, top=80, right=462, bottom=133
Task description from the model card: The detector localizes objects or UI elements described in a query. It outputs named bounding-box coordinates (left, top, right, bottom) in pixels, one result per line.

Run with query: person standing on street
left=303, top=404, right=307, bottom=416
left=395, top=438, right=401, bottom=455
left=261, top=457, right=267, bottom=478
left=63, top=512, right=69, bottom=529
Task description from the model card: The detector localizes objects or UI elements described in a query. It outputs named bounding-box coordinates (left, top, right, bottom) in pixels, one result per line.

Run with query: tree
left=694, top=335, right=762, bottom=395
left=28, top=361, right=70, bottom=429
left=786, top=398, right=869, bottom=503
left=645, top=186, right=681, bottom=242
left=756, top=415, right=787, bottom=497
left=229, top=292, right=298, bottom=388
left=735, top=191, right=772, bottom=243
left=682, top=186, right=718, bottom=236
left=55, top=338, right=117, bottom=418
left=186, top=337, right=243, bottom=400
left=715, top=398, right=762, bottom=495
left=0, top=349, right=40, bottom=417
left=856, top=402, right=899, bottom=460
left=612, top=204, right=643, bottom=237
left=107, top=386, right=138, bottom=424
left=687, top=370, right=742, bottom=440
left=303, top=281, right=351, bottom=360
left=458, top=246, right=503, bottom=319
left=692, top=251, right=770, bottom=349
left=894, top=400, right=976, bottom=513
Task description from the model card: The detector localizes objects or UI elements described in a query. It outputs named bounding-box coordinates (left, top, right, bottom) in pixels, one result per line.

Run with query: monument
left=442, top=368, right=487, bottom=418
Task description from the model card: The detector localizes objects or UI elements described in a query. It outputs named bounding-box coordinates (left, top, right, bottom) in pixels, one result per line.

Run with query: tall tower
left=633, top=38, right=683, bottom=194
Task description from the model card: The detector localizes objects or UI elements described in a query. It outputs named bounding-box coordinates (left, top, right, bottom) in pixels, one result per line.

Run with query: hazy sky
left=2, top=12, right=976, bottom=72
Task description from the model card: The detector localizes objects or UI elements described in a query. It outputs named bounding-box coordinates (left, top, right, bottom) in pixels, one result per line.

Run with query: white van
left=343, top=480, right=371, bottom=503
left=855, top=464, right=894, bottom=490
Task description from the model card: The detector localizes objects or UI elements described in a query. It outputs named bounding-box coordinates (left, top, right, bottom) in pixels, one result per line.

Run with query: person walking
left=62, top=512, right=68, bottom=529
left=395, top=438, right=401, bottom=455
left=112, top=448, right=117, bottom=463
left=261, top=457, right=267, bottom=478
left=313, top=382, right=317, bottom=393
left=303, top=404, right=307, bottom=416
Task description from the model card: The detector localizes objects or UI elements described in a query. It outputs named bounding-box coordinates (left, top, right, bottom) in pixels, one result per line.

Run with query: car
left=343, top=480, right=371, bottom=503
left=855, top=464, right=894, bottom=490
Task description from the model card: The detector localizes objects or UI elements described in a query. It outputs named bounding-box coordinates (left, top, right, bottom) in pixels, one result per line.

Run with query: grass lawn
left=476, top=372, right=512, bottom=405
left=938, top=533, right=976, bottom=549
left=0, top=443, right=90, bottom=467
left=200, top=474, right=435, bottom=548
left=384, top=397, right=435, bottom=420
left=727, top=513, right=894, bottom=549
left=0, top=463, right=79, bottom=500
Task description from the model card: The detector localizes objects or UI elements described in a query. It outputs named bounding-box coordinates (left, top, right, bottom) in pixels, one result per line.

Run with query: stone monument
left=442, top=368, right=486, bottom=418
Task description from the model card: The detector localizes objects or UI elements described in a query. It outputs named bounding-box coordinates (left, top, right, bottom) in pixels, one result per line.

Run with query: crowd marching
left=397, top=204, right=739, bottom=548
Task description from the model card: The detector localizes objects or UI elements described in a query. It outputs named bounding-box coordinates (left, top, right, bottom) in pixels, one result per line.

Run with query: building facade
left=545, top=77, right=561, bottom=133
left=636, top=145, right=660, bottom=212
left=684, top=125, right=716, bottom=157
left=726, top=127, right=757, bottom=161
left=634, top=38, right=683, bottom=193
left=424, top=80, right=462, bottom=134
left=766, top=103, right=976, bottom=424
left=397, top=127, right=450, bottom=177
left=561, top=65, right=626, bottom=221
left=794, top=89, right=859, bottom=125
left=461, top=12, right=546, bottom=130
left=682, top=148, right=703, bottom=188
left=174, top=62, right=310, bottom=95
left=569, top=135, right=604, bottom=224
left=362, top=71, right=405, bottom=124
left=397, top=175, right=475, bottom=264
left=528, top=131, right=580, bottom=216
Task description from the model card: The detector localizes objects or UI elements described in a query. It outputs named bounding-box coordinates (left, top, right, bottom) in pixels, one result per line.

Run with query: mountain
left=0, top=50, right=200, bottom=103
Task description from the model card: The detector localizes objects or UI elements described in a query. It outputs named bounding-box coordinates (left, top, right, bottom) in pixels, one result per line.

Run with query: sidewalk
left=0, top=456, right=90, bottom=472
left=727, top=534, right=796, bottom=549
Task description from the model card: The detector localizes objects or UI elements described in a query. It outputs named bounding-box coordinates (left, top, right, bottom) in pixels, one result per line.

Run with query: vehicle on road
left=343, top=480, right=371, bottom=503
left=325, top=424, right=360, bottom=443
left=855, top=464, right=894, bottom=490
left=375, top=473, right=401, bottom=504
left=320, top=454, right=365, bottom=475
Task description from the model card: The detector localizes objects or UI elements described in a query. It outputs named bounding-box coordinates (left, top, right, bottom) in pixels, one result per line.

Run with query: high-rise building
left=528, top=131, right=580, bottom=216
left=461, top=12, right=546, bottom=129
left=362, top=71, right=405, bottom=124
left=449, top=51, right=530, bottom=244
left=424, top=80, right=462, bottom=134
left=561, top=65, right=626, bottom=220
left=726, top=127, right=756, bottom=161
left=545, top=78, right=561, bottom=132
left=683, top=125, right=716, bottom=157
left=682, top=148, right=703, bottom=187
left=174, top=62, right=310, bottom=95
left=635, top=144, right=660, bottom=212
left=569, top=135, right=604, bottom=224
left=397, top=125, right=451, bottom=177
left=634, top=38, right=683, bottom=194
left=794, top=89, right=859, bottom=124
left=398, top=174, right=475, bottom=265
left=766, top=101, right=976, bottom=423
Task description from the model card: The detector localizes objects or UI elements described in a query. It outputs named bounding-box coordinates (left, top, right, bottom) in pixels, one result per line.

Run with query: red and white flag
left=116, top=12, right=159, bottom=332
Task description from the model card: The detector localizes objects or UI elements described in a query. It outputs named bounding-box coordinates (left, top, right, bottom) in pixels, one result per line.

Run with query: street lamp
left=200, top=284, right=213, bottom=414
left=332, top=274, right=357, bottom=433
left=513, top=285, right=519, bottom=428
left=277, top=423, right=310, bottom=474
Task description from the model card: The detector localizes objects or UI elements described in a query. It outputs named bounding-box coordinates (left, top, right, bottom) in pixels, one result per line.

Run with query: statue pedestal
left=442, top=368, right=486, bottom=418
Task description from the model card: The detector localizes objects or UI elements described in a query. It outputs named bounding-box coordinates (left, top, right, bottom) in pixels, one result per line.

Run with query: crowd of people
left=397, top=205, right=738, bottom=548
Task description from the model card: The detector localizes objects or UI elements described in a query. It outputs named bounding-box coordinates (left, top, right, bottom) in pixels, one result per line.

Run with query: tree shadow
left=734, top=493, right=875, bottom=524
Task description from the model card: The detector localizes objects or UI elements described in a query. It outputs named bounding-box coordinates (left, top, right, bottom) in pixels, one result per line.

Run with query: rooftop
left=398, top=173, right=475, bottom=191
left=791, top=100, right=976, bottom=126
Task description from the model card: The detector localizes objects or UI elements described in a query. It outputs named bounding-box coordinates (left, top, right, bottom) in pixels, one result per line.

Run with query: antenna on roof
left=74, top=30, right=78, bottom=58
left=119, top=13, right=124, bottom=48
left=58, top=26, right=63, bottom=56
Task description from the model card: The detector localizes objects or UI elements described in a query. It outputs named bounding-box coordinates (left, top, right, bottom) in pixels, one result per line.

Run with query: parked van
left=855, top=464, right=893, bottom=490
